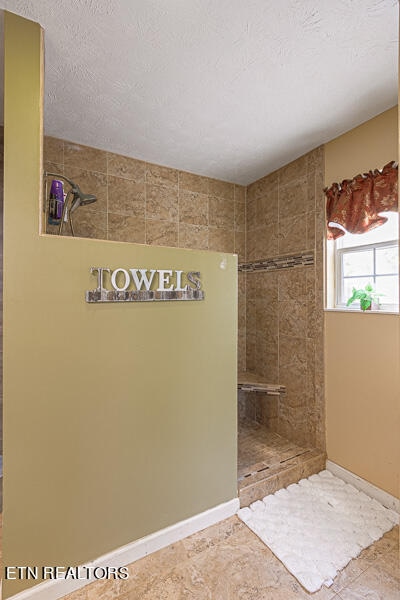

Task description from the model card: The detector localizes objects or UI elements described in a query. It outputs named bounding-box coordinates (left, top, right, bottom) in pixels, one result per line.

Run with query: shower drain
left=279, top=449, right=311, bottom=464
left=239, top=449, right=312, bottom=482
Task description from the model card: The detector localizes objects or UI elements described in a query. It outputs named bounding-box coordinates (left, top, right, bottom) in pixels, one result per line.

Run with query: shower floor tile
left=238, top=418, right=326, bottom=506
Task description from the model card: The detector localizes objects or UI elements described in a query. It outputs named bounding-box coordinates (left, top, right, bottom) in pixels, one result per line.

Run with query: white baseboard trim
left=6, top=497, right=240, bottom=600
left=326, top=460, right=400, bottom=513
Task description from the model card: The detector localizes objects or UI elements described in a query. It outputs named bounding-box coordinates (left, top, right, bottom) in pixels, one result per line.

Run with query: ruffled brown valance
left=324, top=161, right=398, bottom=240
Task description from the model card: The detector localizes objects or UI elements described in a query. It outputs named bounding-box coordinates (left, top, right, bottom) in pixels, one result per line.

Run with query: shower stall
left=39, top=134, right=327, bottom=510
left=236, top=147, right=326, bottom=507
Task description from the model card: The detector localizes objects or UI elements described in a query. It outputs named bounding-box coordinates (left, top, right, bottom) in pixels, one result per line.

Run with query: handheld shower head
left=70, top=190, right=97, bottom=213
left=45, top=171, right=98, bottom=235
left=45, top=172, right=97, bottom=211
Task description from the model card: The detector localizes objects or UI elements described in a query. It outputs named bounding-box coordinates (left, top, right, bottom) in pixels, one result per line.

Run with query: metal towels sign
left=86, top=267, right=205, bottom=303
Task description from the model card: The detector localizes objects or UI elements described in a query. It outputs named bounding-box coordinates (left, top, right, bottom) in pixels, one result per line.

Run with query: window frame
left=335, top=239, right=399, bottom=311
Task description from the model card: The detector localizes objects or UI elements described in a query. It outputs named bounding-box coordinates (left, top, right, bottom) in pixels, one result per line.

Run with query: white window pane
left=375, top=276, right=399, bottom=305
left=376, top=245, right=399, bottom=275
left=343, top=250, right=373, bottom=276
left=342, top=277, right=374, bottom=305
left=338, top=211, right=399, bottom=249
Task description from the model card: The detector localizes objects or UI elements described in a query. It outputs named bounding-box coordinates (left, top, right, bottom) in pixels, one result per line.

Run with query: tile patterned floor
left=238, top=419, right=312, bottom=479
left=238, top=419, right=326, bottom=506
left=60, top=518, right=399, bottom=600
left=2, top=427, right=398, bottom=599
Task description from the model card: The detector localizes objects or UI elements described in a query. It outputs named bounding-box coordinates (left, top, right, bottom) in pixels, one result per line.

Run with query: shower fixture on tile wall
left=44, top=172, right=97, bottom=236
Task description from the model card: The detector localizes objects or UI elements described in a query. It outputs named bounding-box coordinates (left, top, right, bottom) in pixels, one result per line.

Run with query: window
left=331, top=211, right=399, bottom=312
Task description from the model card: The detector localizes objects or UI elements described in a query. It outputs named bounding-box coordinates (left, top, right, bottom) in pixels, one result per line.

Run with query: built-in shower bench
left=237, top=371, right=286, bottom=395
left=237, top=373, right=325, bottom=507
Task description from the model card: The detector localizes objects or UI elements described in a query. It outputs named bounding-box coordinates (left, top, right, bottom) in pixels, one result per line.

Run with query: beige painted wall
left=324, top=107, right=398, bottom=183
left=324, top=107, right=400, bottom=497
left=3, top=13, right=237, bottom=597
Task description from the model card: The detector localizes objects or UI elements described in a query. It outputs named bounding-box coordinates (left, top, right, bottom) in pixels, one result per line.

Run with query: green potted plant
left=346, top=283, right=383, bottom=311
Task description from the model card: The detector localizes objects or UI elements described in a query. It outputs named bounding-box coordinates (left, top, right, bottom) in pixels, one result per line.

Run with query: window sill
left=324, top=308, right=400, bottom=315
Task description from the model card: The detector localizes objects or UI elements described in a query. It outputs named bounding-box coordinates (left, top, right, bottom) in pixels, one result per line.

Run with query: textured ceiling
left=0, top=1, right=398, bottom=184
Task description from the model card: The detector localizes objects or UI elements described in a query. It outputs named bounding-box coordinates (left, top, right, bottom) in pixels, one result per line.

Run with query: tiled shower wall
left=43, top=136, right=325, bottom=450
left=43, top=136, right=246, bottom=260
left=241, top=147, right=325, bottom=450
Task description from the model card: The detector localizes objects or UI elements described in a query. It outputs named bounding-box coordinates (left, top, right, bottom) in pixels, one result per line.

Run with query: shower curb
left=239, top=449, right=326, bottom=507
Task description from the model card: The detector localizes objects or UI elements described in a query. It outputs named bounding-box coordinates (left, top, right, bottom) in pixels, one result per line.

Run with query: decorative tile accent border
left=239, top=252, right=314, bottom=273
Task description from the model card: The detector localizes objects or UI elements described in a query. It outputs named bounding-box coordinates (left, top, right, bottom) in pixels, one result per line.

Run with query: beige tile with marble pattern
left=278, top=214, right=308, bottom=255
left=208, top=227, right=235, bottom=252
left=43, top=135, right=64, bottom=165
left=107, top=214, right=145, bottom=243
left=64, top=141, right=107, bottom=173
left=208, top=178, right=234, bottom=200
left=107, top=153, right=145, bottom=182
left=178, top=223, right=208, bottom=250
left=71, top=208, right=107, bottom=240
left=146, top=163, right=178, bottom=188
left=179, top=189, right=208, bottom=225
left=146, top=219, right=178, bottom=247
left=279, top=176, right=308, bottom=220
left=108, top=176, right=145, bottom=217
left=146, top=184, right=178, bottom=222
left=179, top=170, right=209, bottom=194
left=209, top=196, right=235, bottom=229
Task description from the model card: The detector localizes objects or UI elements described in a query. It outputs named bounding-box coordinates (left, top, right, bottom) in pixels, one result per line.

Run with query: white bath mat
left=237, top=470, right=398, bottom=593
